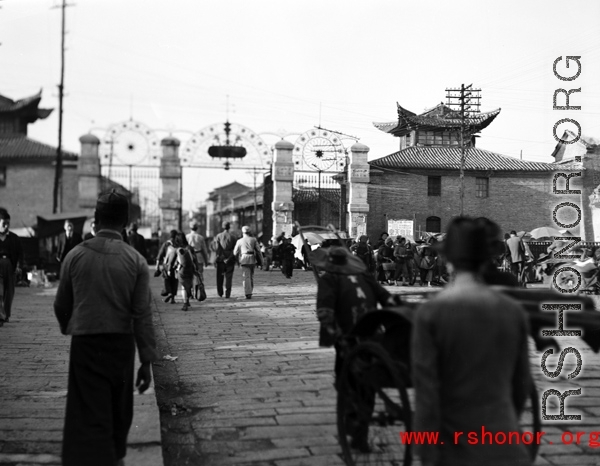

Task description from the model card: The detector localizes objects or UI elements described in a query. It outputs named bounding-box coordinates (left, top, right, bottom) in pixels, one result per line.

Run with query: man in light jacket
left=505, top=230, right=526, bottom=280
left=233, top=225, right=263, bottom=299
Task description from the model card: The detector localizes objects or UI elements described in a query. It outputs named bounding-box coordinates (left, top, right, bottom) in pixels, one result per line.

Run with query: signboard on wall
left=387, top=219, right=414, bottom=240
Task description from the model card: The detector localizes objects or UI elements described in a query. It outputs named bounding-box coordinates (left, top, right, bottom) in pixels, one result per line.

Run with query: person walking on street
left=127, top=223, right=147, bottom=259
left=156, top=230, right=179, bottom=303
left=233, top=226, right=263, bottom=299
left=506, top=230, right=526, bottom=282
left=213, top=221, right=237, bottom=298
left=280, top=237, right=296, bottom=278
left=186, top=221, right=209, bottom=282
left=412, top=217, right=532, bottom=466
left=175, top=232, right=198, bottom=311
left=53, top=190, right=159, bottom=466
left=0, top=208, right=22, bottom=327
left=57, top=220, right=83, bottom=264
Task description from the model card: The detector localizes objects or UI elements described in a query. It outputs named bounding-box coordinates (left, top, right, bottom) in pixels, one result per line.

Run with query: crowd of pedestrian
left=347, top=232, right=448, bottom=287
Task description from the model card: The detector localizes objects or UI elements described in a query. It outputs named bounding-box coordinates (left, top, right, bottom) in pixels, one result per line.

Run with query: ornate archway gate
left=77, top=120, right=371, bottom=241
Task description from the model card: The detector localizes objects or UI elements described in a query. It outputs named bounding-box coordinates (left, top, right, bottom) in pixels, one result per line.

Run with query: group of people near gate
left=155, top=220, right=264, bottom=303
left=315, top=216, right=534, bottom=466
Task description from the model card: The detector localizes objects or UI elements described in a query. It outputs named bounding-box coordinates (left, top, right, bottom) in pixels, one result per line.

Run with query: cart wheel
left=337, top=342, right=412, bottom=466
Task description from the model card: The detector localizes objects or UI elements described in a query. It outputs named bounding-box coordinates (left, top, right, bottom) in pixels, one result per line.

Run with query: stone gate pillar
left=78, top=134, right=102, bottom=210
left=271, top=140, right=295, bottom=237
left=347, top=143, right=370, bottom=239
left=159, top=137, right=182, bottom=234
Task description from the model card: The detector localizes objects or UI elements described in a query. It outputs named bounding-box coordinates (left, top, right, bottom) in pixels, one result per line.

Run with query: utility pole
left=445, top=84, right=481, bottom=216
left=252, top=167, right=259, bottom=237
left=52, top=0, right=68, bottom=214
left=312, top=166, right=322, bottom=226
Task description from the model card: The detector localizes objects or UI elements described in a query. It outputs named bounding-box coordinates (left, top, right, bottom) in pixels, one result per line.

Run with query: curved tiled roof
left=0, top=136, right=77, bottom=161
left=373, top=102, right=501, bottom=134
left=370, top=146, right=555, bottom=172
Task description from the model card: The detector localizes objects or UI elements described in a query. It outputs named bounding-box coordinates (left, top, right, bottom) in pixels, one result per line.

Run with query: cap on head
left=241, top=225, right=250, bottom=234
left=95, top=189, right=129, bottom=226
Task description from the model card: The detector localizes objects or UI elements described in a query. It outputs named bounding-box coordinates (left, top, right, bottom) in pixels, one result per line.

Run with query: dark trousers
left=216, top=261, right=234, bottom=297
left=281, top=258, right=294, bottom=278
left=511, top=261, right=523, bottom=279
left=162, top=272, right=178, bottom=297
left=0, top=258, right=15, bottom=322
left=63, top=334, right=135, bottom=466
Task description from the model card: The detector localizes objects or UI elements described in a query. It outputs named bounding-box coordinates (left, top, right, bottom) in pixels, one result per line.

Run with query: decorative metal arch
left=98, top=120, right=161, bottom=167
left=181, top=121, right=272, bottom=170
left=293, top=127, right=356, bottom=173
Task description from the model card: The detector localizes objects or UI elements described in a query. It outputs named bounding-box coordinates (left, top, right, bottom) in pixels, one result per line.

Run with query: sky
left=2, top=0, right=600, bottom=212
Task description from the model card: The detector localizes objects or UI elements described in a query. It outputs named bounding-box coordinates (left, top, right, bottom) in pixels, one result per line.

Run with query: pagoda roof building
left=373, top=102, right=501, bottom=138
left=0, top=90, right=53, bottom=135
left=0, top=89, right=77, bottom=161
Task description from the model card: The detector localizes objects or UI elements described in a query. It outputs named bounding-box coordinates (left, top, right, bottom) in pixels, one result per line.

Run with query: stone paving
left=2, top=265, right=600, bottom=466
left=0, top=284, right=163, bottom=466
left=153, top=266, right=600, bottom=466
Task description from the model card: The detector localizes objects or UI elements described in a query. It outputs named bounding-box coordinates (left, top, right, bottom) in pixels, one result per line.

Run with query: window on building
left=476, top=177, right=489, bottom=198
left=0, top=166, right=5, bottom=187
left=426, top=216, right=441, bottom=233
left=428, top=176, right=441, bottom=196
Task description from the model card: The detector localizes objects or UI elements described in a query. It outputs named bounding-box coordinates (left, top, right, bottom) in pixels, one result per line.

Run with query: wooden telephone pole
left=445, top=84, right=481, bottom=216
left=52, top=0, right=69, bottom=213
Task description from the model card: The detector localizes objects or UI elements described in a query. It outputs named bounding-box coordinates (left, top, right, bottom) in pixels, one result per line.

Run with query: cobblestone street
left=153, top=266, right=600, bottom=466
left=1, top=266, right=600, bottom=465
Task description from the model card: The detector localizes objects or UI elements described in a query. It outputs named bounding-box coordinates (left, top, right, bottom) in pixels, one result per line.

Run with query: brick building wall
left=1, top=162, right=80, bottom=227
left=366, top=168, right=557, bottom=239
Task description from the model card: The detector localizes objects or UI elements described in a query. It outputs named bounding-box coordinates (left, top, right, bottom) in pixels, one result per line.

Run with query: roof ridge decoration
left=373, top=101, right=501, bottom=136
left=0, top=89, right=53, bottom=121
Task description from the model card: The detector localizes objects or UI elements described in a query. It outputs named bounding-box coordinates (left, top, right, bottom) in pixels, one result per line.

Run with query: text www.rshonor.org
left=399, top=428, right=600, bottom=447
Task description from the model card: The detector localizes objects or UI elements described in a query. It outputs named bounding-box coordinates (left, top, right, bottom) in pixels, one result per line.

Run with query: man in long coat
left=54, top=190, right=158, bottom=466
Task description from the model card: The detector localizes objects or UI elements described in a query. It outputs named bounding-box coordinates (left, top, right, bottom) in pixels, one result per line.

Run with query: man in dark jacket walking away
left=127, top=223, right=147, bottom=259
left=53, top=190, right=158, bottom=466
left=213, top=221, right=237, bottom=298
